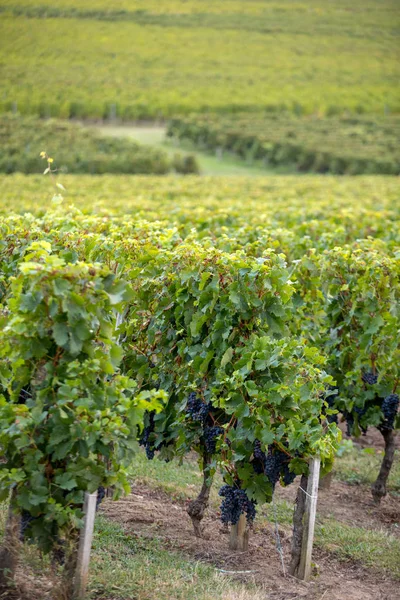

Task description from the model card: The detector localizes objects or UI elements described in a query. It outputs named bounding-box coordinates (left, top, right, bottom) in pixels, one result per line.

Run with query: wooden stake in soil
left=229, top=514, right=249, bottom=551
left=297, top=457, right=320, bottom=581
left=289, top=473, right=308, bottom=577
left=73, top=491, right=98, bottom=600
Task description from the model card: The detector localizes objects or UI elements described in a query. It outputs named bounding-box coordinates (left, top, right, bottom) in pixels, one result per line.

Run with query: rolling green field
left=0, top=115, right=171, bottom=174
left=168, top=114, right=400, bottom=174
left=1, top=173, right=399, bottom=223
left=96, top=124, right=290, bottom=176
left=0, top=115, right=200, bottom=174
left=1, top=0, right=399, bottom=118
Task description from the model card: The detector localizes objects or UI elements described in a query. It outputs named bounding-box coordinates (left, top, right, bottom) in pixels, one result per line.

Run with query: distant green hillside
left=0, top=0, right=399, bottom=119
left=0, top=115, right=198, bottom=174
left=168, top=114, right=400, bottom=175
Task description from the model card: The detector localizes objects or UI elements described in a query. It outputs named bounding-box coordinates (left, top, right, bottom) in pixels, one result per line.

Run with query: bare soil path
left=101, top=478, right=400, bottom=600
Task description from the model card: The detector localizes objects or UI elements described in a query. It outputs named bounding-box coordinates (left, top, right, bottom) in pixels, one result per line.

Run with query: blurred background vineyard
left=0, top=0, right=399, bottom=174
left=1, top=0, right=399, bottom=118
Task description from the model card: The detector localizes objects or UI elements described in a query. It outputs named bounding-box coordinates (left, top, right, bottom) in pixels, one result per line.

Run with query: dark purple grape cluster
left=234, top=489, right=256, bottom=523
left=139, top=412, right=156, bottom=459
left=251, top=439, right=267, bottom=475
left=20, top=510, right=36, bottom=541
left=362, top=371, right=378, bottom=385
left=264, top=448, right=287, bottom=487
left=282, top=462, right=297, bottom=486
left=354, top=406, right=368, bottom=434
left=324, top=386, right=339, bottom=424
left=186, top=392, right=211, bottom=425
left=219, top=485, right=241, bottom=525
left=219, top=485, right=256, bottom=525
left=246, top=497, right=257, bottom=522
left=96, top=486, right=106, bottom=510
left=344, top=410, right=354, bottom=436
left=263, top=447, right=297, bottom=488
left=379, top=394, right=399, bottom=431
left=254, top=440, right=266, bottom=462
left=21, top=511, right=65, bottom=561
left=203, top=425, right=224, bottom=454
left=145, top=444, right=155, bottom=459
left=18, top=387, right=32, bottom=404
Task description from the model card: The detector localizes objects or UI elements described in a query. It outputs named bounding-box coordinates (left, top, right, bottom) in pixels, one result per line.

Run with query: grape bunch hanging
left=139, top=411, right=156, bottom=459
left=185, top=392, right=224, bottom=455
left=219, top=484, right=256, bottom=525
left=252, top=440, right=296, bottom=488
left=379, top=394, right=399, bottom=432
left=336, top=368, right=399, bottom=437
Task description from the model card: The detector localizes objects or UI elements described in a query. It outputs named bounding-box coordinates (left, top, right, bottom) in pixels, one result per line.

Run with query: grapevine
left=203, top=426, right=224, bottom=455
left=186, top=392, right=211, bottom=426
left=0, top=247, right=165, bottom=555
left=362, top=371, right=378, bottom=385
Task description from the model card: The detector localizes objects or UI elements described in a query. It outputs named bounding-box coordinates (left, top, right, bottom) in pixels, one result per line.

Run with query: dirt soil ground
left=101, top=475, right=400, bottom=600
left=277, top=478, right=400, bottom=536
left=340, top=423, right=400, bottom=451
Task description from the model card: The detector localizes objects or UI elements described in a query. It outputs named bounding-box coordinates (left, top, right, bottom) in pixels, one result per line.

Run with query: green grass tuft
left=90, top=515, right=263, bottom=600
left=315, top=519, right=400, bottom=578
left=335, top=446, right=400, bottom=491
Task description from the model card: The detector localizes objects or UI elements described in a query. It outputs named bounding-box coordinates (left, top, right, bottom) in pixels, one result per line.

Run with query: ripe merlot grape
left=203, top=425, right=224, bottom=454
left=251, top=439, right=266, bottom=475
left=344, top=411, right=354, bottom=436
left=139, top=411, right=156, bottom=460
left=379, top=394, right=399, bottom=431
left=20, top=511, right=36, bottom=541
left=324, top=385, right=339, bottom=424
left=265, top=448, right=285, bottom=487
left=264, top=446, right=297, bottom=487
left=362, top=371, right=378, bottom=385
left=354, top=406, right=368, bottom=434
left=219, top=484, right=256, bottom=525
left=282, top=462, right=296, bottom=486
left=186, top=392, right=211, bottom=425
left=96, top=486, right=106, bottom=510
left=18, top=387, right=32, bottom=404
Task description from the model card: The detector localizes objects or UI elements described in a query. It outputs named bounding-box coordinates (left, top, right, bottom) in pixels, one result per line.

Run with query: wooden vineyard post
left=73, top=491, right=98, bottom=600
left=297, top=457, right=320, bottom=581
left=229, top=514, right=249, bottom=551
